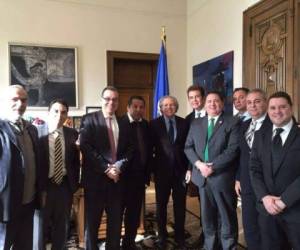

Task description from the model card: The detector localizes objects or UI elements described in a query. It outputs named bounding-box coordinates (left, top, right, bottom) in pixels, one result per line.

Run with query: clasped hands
left=262, top=195, right=286, bottom=215
left=195, top=160, right=214, bottom=178
left=105, top=164, right=120, bottom=183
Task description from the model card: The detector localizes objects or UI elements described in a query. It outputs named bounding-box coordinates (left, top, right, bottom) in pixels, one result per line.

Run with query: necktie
left=245, top=120, right=257, bottom=148
left=204, top=118, right=215, bottom=162
left=168, top=119, right=174, bottom=144
left=271, top=128, right=284, bottom=173
left=14, top=119, right=23, bottom=133
left=107, top=117, right=117, bottom=163
left=239, top=115, right=245, bottom=121
left=135, top=122, right=146, bottom=166
left=195, top=111, right=200, bottom=119
left=53, top=132, right=63, bottom=184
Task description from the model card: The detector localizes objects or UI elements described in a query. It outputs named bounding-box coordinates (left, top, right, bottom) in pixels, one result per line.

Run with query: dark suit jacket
left=250, top=122, right=300, bottom=222
left=119, top=115, right=150, bottom=185
left=149, top=115, right=189, bottom=182
left=185, top=113, right=239, bottom=190
left=36, top=124, right=80, bottom=193
left=185, top=111, right=196, bottom=128
left=236, top=116, right=271, bottom=194
left=0, top=119, right=40, bottom=222
left=80, top=111, right=133, bottom=191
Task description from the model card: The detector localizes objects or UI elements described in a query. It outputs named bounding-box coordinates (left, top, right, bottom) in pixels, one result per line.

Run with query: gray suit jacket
left=184, top=113, right=239, bottom=190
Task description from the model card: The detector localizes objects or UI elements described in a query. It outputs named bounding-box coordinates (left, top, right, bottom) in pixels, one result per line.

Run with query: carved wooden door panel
left=243, top=0, right=299, bottom=118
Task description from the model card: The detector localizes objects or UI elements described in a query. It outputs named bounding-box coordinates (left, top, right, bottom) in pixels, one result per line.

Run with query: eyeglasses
left=102, top=97, right=118, bottom=103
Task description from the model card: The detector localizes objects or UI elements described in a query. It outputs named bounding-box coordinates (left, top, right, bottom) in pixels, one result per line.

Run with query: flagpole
left=153, top=26, right=170, bottom=118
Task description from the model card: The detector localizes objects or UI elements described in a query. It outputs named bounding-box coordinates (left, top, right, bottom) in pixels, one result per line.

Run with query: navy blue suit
left=149, top=115, right=189, bottom=245
left=236, top=116, right=271, bottom=250
left=0, top=119, right=40, bottom=250
left=250, top=122, right=300, bottom=250
left=80, top=110, right=133, bottom=250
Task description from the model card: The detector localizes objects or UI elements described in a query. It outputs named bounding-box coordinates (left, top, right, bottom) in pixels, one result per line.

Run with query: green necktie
left=204, top=118, right=215, bottom=162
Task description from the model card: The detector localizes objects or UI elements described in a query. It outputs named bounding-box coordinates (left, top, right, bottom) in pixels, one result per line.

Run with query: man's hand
left=194, top=161, right=214, bottom=178
left=275, top=199, right=287, bottom=210
left=262, top=195, right=282, bottom=215
left=185, top=170, right=191, bottom=184
left=105, top=165, right=120, bottom=183
left=235, top=181, right=241, bottom=197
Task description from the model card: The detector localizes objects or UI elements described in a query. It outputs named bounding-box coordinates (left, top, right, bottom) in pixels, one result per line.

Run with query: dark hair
left=101, top=86, right=118, bottom=97
left=268, top=91, right=293, bottom=106
left=206, top=91, right=225, bottom=102
left=187, top=85, right=205, bottom=98
left=48, top=98, right=69, bottom=112
left=233, top=87, right=249, bottom=95
left=128, top=95, right=145, bottom=107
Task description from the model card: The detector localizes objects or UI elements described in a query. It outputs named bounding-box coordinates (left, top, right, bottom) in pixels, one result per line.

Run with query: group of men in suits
left=185, top=86, right=300, bottom=250
left=1, top=83, right=300, bottom=250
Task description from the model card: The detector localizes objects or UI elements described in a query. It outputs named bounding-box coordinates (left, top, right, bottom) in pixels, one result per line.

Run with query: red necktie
left=107, top=117, right=117, bottom=163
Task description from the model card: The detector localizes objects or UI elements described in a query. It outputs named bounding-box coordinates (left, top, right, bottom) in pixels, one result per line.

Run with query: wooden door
left=243, top=0, right=300, bottom=118
left=107, top=51, right=159, bottom=121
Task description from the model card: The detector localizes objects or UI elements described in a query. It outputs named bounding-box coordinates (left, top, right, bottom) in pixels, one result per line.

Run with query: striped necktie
left=53, top=132, right=64, bottom=184
left=245, top=120, right=257, bottom=148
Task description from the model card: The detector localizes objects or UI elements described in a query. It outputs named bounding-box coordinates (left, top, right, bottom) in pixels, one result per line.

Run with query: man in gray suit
left=185, top=91, right=239, bottom=250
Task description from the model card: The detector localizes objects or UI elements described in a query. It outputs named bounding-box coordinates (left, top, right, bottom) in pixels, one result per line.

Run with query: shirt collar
left=272, top=118, right=293, bottom=134
left=127, top=113, right=142, bottom=123
left=163, top=115, right=175, bottom=123
left=49, top=126, right=63, bottom=134
left=208, top=114, right=220, bottom=123
left=252, top=113, right=267, bottom=124
left=102, top=110, right=116, bottom=120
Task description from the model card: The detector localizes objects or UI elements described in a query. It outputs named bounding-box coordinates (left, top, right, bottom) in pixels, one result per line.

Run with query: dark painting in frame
left=9, top=43, right=78, bottom=109
left=193, top=51, right=234, bottom=114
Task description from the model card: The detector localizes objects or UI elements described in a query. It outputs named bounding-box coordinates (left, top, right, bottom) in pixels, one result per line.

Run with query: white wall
left=0, top=0, right=187, bottom=118
left=186, top=0, right=260, bottom=113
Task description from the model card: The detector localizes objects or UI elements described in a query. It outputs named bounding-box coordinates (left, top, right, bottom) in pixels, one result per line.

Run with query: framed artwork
left=9, top=43, right=78, bottom=109
left=193, top=51, right=234, bottom=114
left=86, top=106, right=101, bottom=114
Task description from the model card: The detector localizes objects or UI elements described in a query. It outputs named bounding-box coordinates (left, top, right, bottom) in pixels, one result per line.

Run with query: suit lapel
left=2, top=121, right=20, bottom=150
left=273, top=124, right=298, bottom=175
left=209, top=114, right=224, bottom=141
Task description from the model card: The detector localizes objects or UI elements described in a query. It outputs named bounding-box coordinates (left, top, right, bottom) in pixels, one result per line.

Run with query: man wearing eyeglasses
left=80, top=86, right=133, bottom=250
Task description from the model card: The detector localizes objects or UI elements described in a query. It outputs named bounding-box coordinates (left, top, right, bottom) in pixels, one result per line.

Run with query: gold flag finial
left=161, top=26, right=166, bottom=45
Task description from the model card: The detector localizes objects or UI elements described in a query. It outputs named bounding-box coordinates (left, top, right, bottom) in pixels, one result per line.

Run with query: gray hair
left=158, top=95, right=179, bottom=113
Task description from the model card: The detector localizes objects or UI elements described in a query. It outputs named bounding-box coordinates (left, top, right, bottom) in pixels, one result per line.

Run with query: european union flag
left=153, top=41, right=169, bottom=118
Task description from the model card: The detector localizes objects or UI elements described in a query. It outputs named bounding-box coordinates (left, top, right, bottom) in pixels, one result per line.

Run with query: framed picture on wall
left=9, top=43, right=78, bottom=109
left=86, top=106, right=101, bottom=114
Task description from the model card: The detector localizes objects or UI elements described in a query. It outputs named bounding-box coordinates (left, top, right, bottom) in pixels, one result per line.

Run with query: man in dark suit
left=150, top=95, right=189, bottom=249
left=235, top=89, right=270, bottom=250
left=233, top=87, right=250, bottom=121
left=185, top=85, right=206, bottom=247
left=250, top=91, right=300, bottom=250
left=36, top=99, right=80, bottom=250
left=185, top=91, right=239, bottom=250
left=185, top=85, right=206, bottom=126
left=119, top=95, right=150, bottom=250
left=0, top=85, right=40, bottom=250
left=80, top=86, right=133, bottom=250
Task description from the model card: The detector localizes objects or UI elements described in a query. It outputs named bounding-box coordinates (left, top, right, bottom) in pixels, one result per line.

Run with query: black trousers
left=241, top=193, right=261, bottom=250
left=84, top=182, right=123, bottom=250
left=199, top=183, right=238, bottom=250
left=122, top=178, right=145, bottom=246
left=259, top=213, right=300, bottom=250
left=0, top=201, right=35, bottom=250
left=154, top=174, right=187, bottom=244
left=42, top=179, right=73, bottom=250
